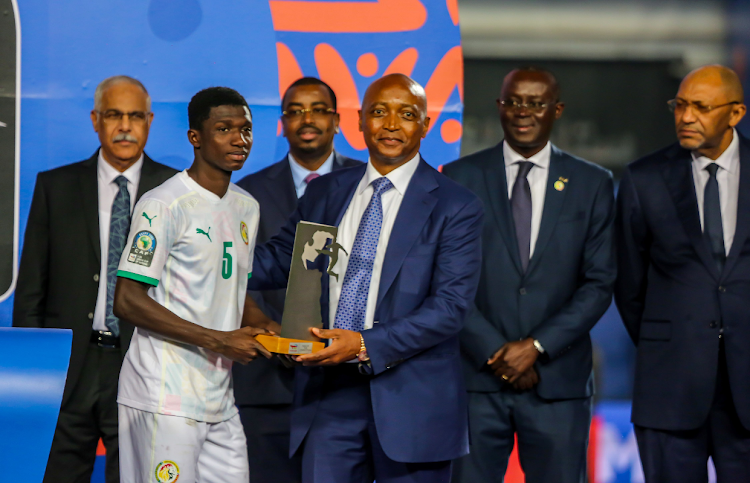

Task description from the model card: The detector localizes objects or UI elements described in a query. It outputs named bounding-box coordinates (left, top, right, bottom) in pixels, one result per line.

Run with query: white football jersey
left=116, top=170, right=259, bottom=422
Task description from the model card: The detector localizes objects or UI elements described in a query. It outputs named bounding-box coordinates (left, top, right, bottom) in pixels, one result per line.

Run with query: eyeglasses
left=96, top=110, right=150, bottom=123
left=667, top=99, right=740, bottom=115
left=498, top=100, right=552, bottom=113
left=282, top=107, right=335, bottom=120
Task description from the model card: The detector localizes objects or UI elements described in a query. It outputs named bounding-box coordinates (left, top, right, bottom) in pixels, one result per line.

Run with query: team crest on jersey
left=127, top=231, right=157, bottom=267
left=154, top=460, right=179, bottom=483
left=240, top=221, right=249, bottom=245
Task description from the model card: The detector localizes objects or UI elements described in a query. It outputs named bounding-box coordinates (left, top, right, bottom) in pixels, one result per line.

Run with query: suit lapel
left=483, top=143, right=524, bottom=274
left=723, top=137, right=750, bottom=278
left=326, top=165, right=365, bottom=227
left=80, top=152, right=101, bottom=264
left=267, top=156, right=298, bottom=217
left=135, top=154, right=163, bottom=201
left=526, top=146, right=569, bottom=275
left=661, top=146, right=720, bottom=279
left=320, top=165, right=365, bottom=329
left=377, top=160, right=438, bottom=307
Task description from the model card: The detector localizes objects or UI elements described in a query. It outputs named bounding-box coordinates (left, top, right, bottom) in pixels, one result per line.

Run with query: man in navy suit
left=232, top=77, right=361, bottom=483
left=247, top=73, right=484, bottom=483
left=615, top=65, right=750, bottom=483
left=443, top=67, right=615, bottom=483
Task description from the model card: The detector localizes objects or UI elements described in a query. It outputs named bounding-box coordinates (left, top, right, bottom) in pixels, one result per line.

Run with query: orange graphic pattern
left=269, top=0, right=427, bottom=33
left=276, top=42, right=463, bottom=148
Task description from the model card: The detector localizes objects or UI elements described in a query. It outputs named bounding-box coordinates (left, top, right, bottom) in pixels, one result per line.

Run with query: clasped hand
left=487, top=338, right=540, bottom=390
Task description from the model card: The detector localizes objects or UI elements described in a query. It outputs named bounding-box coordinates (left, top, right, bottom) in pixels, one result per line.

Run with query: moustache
left=113, top=133, right=138, bottom=143
left=296, top=125, right=322, bottom=136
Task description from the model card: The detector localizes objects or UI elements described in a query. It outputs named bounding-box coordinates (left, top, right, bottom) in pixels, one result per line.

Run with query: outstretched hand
left=216, top=326, right=274, bottom=364
left=293, top=327, right=361, bottom=366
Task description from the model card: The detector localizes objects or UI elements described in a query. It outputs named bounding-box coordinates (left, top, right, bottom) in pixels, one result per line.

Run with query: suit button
left=719, top=286, right=726, bottom=293
left=519, top=288, right=527, bottom=295
left=93, top=274, right=99, bottom=282
left=709, top=321, right=717, bottom=328
left=88, top=312, right=94, bottom=320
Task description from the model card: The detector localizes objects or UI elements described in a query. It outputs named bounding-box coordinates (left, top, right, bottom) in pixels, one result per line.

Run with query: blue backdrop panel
left=0, top=0, right=281, bottom=323
left=0, top=327, right=72, bottom=482
left=0, top=0, right=464, bottom=324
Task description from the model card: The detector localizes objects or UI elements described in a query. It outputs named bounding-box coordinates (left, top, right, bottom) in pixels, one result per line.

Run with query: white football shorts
left=119, top=404, right=249, bottom=483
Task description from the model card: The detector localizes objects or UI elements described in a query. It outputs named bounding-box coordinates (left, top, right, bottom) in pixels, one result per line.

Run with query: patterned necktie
left=105, top=175, right=131, bottom=336
left=304, top=172, right=320, bottom=184
left=704, top=163, right=725, bottom=272
left=511, top=161, right=534, bottom=272
left=333, top=177, right=394, bottom=332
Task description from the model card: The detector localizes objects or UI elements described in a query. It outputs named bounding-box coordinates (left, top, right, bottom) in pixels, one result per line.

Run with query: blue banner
left=0, top=0, right=464, bottom=324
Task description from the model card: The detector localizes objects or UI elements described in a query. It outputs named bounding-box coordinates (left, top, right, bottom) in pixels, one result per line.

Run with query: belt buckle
left=93, top=330, right=118, bottom=349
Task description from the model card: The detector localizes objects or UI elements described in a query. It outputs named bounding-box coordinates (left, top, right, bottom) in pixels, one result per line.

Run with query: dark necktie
left=704, top=163, right=725, bottom=273
left=511, top=161, right=534, bottom=272
left=105, top=176, right=131, bottom=336
left=333, top=177, right=394, bottom=332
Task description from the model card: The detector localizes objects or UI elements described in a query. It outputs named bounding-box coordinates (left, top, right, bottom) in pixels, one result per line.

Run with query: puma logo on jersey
left=197, top=227, right=211, bottom=242
left=142, top=212, right=157, bottom=227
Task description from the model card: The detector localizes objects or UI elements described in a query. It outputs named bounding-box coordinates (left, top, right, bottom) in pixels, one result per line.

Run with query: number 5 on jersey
left=222, top=242, right=232, bottom=279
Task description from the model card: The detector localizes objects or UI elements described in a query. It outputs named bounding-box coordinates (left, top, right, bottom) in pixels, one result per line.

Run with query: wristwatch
left=357, top=334, right=370, bottom=362
left=532, top=339, right=545, bottom=354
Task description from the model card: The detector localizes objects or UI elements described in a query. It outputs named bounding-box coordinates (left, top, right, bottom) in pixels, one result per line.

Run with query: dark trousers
left=238, top=404, right=302, bottom=483
left=301, top=365, right=452, bottom=483
left=43, top=344, right=121, bottom=483
left=635, top=343, right=750, bottom=483
left=453, top=389, right=592, bottom=483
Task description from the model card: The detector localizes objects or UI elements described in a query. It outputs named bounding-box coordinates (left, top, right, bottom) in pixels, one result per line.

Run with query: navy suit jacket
left=248, top=158, right=484, bottom=463
left=615, top=136, right=750, bottom=431
left=443, top=143, right=615, bottom=399
left=233, top=151, right=361, bottom=406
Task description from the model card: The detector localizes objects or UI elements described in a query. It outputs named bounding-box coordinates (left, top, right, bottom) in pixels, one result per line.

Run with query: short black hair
left=282, top=77, right=337, bottom=111
left=509, top=66, right=561, bottom=101
left=188, top=87, right=250, bottom=130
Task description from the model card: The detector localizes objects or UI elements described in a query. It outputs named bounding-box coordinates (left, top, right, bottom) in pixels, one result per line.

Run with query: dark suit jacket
left=248, top=158, right=484, bottom=463
left=615, top=136, right=750, bottom=431
left=443, top=143, right=615, bottom=399
left=13, top=150, right=177, bottom=405
left=233, top=151, right=362, bottom=406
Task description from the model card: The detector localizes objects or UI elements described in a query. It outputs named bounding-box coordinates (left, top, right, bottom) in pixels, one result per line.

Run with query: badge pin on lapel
left=554, top=177, right=568, bottom=191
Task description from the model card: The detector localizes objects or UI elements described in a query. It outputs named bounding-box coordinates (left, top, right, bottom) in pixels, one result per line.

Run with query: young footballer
left=113, top=87, right=277, bottom=483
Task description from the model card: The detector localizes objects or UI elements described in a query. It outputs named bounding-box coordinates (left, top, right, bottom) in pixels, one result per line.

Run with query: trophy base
left=255, top=334, right=325, bottom=355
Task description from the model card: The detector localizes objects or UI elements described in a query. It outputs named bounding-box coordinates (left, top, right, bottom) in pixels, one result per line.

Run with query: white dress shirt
left=289, top=151, right=335, bottom=198
left=329, top=153, right=420, bottom=336
left=504, top=141, right=552, bottom=258
left=691, top=128, right=740, bottom=255
left=93, top=152, right=143, bottom=331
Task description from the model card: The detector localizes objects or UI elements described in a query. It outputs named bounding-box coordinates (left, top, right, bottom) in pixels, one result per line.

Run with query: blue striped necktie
left=333, top=177, right=394, bottom=332
left=105, top=175, right=131, bottom=336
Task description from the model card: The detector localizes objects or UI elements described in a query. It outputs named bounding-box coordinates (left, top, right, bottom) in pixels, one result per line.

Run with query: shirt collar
left=503, top=140, right=552, bottom=170
left=97, top=150, right=144, bottom=186
left=359, top=153, right=420, bottom=196
left=288, top=151, right=335, bottom=191
left=691, top=128, right=740, bottom=175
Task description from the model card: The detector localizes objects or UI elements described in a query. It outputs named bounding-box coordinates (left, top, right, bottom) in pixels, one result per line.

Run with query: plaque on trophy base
left=255, top=221, right=346, bottom=355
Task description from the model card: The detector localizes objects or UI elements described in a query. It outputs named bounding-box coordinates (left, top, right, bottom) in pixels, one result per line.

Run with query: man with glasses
left=443, top=67, right=616, bottom=483
left=615, top=64, right=750, bottom=482
left=233, top=77, right=361, bottom=483
left=13, top=75, right=176, bottom=483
